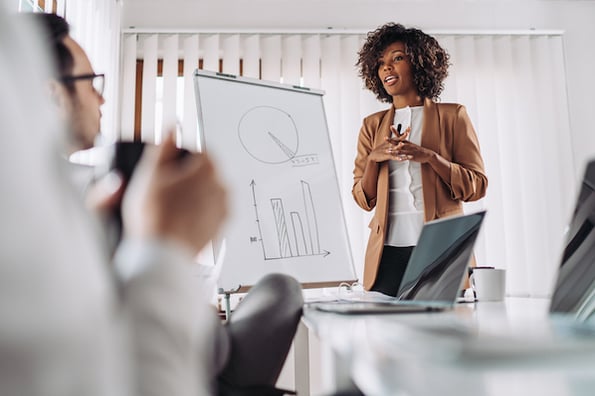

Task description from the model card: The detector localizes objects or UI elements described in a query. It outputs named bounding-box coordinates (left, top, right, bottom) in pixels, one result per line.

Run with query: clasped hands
left=372, top=124, right=434, bottom=164
left=386, top=124, right=412, bottom=161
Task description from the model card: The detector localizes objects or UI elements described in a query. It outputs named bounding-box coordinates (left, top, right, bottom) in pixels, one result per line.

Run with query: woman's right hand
left=368, top=126, right=410, bottom=163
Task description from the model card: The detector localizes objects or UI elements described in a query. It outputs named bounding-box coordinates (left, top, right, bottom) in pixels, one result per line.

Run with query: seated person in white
left=0, top=10, right=303, bottom=396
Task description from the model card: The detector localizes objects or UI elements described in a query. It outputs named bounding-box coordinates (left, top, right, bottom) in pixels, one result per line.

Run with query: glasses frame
left=60, top=73, right=105, bottom=96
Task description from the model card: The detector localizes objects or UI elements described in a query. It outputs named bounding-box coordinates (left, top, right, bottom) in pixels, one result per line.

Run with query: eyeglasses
left=60, top=73, right=105, bottom=96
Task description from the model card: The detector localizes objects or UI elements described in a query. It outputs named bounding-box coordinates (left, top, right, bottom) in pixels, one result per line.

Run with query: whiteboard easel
left=193, top=70, right=356, bottom=292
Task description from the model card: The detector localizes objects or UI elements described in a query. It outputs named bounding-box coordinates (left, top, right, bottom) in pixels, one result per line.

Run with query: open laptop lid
left=310, top=211, right=486, bottom=314
left=396, top=210, right=486, bottom=304
left=549, top=160, right=595, bottom=321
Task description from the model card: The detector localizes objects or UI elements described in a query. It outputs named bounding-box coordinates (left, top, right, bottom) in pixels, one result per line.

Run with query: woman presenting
left=352, top=22, right=488, bottom=296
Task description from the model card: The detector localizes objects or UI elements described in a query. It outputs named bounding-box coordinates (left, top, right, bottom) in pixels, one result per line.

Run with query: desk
left=300, top=298, right=595, bottom=396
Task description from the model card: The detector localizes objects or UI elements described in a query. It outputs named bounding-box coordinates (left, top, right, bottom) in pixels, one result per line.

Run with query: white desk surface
left=302, top=297, right=595, bottom=396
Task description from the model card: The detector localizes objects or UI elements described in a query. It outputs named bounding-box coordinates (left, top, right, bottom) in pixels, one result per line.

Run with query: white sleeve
left=113, top=238, right=218, bottom=396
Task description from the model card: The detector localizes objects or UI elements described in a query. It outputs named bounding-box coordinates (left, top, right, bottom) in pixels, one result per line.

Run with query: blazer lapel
left=421, top=98, right=439, bottom=221
left=376, top=106, right=395, bottom=230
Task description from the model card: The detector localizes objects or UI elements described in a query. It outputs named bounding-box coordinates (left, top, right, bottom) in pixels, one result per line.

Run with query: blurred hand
left=122, top=132, right=228, bottom=254
left=85, top=171, right=125, bottom=214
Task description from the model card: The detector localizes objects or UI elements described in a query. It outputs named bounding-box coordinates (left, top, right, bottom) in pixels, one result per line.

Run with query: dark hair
left=356, top=22, right=450, bottom=103
left=26, top=13, right=73, bottom=79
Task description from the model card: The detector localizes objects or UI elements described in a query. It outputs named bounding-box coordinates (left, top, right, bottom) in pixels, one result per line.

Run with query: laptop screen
left=549, top=160, right=595, bottom=320
left=396, top=211, right=486, bottom=303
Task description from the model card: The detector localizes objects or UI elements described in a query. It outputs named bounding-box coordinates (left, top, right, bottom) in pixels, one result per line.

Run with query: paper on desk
left=303, top=287, right=397, bottom=303
left=337, top=290, right=397, bottom=302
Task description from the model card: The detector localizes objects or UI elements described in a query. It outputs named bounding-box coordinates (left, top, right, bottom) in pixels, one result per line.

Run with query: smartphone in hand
left=109, top=141, right=146, bottom=244
left=107, top=141, right=191, bottom=244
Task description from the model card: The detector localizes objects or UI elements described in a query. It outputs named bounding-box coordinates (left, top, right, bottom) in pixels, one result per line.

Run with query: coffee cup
left=470, top=267, right=506, bottom=301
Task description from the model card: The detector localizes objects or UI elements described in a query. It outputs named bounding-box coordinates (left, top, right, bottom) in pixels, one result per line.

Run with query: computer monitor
left=549, top=159, right=595, bottom=321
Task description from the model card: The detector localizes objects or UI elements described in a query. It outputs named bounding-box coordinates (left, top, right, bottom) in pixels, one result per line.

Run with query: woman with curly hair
left=352, top=23, right=488, bottom=296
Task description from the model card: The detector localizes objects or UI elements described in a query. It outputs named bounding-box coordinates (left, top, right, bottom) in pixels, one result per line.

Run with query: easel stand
left=218, top=285, right=241, bottom=321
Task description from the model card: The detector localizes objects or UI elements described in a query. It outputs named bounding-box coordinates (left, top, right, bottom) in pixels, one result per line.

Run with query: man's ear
left=47, top=79, right=72, bottom=119
left=47, top=79, right=66, bottom=107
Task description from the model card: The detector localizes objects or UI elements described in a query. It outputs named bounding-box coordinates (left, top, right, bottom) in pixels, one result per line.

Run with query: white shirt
left=385, top=106, right=425, bottom=247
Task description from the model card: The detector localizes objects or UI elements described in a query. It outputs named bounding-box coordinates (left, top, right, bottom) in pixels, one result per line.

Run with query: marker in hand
left=390, top=123, right=408, bottom=141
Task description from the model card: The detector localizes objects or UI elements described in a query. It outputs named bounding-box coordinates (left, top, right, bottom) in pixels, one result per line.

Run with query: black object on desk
left=311, top=301, right=441, bottom=314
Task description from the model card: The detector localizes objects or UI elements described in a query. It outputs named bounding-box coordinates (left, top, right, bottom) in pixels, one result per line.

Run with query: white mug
left=470, top=267, right=506, bottom=301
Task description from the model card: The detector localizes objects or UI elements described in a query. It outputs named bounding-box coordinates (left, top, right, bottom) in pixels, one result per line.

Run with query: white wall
left=122, top=0, right=595, bottom=180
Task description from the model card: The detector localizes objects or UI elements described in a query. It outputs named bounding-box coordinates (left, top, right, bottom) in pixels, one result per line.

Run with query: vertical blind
left=121, top=31, right=574, bottom=297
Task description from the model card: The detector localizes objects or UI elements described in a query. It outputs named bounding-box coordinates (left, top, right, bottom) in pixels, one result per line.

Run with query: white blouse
left=385, top=106, right=425, bottom=247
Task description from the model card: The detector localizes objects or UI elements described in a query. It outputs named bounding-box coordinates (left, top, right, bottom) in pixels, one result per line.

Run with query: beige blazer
left=352, top=98, right=488, bottom=290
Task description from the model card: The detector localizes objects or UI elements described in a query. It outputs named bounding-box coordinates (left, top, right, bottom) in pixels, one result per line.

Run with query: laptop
left=415, top=162, right=595, bottom=358
left=549, top=159, right=595, bottom=324
left=313, top=210, right=486, bottom=314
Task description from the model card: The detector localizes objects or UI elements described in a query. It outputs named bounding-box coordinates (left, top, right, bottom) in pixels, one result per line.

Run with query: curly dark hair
left=357, top=22, right=450, bottom=103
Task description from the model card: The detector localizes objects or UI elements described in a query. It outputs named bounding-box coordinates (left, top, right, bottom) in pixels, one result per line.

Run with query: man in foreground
left=29, top=11, right=303, bottom=396
left=0, top=6, right=224, bottom=395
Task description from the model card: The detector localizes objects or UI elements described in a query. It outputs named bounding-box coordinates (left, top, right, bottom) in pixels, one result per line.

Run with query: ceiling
left=120, top=0, right=588, bottom=32
left=121, top=0, right=392, bottom=30
left=120, top=0, right=519, bottom=31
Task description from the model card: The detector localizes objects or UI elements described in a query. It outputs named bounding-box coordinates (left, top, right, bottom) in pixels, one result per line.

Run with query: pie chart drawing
left=238, top=106, right=299, bottom=164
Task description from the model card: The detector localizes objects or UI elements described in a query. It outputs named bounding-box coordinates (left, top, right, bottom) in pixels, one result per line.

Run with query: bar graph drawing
left=250, top=179, right=330, bottom=261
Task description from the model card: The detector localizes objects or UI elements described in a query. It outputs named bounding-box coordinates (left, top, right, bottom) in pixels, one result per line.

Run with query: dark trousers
left=370, top=245, right=414, bottom=297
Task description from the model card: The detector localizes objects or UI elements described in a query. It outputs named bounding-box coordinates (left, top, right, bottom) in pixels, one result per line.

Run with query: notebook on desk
left=313, top=210, right=486, bottom=314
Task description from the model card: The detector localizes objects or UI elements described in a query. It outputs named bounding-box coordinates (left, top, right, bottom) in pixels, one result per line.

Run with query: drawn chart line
left=250, top=180, right=267, bottom=258
left=268, top=131, right=296, bottom=159
left=271, top=198, right=293, bottom=258
left=301, top=180, right=321, bottom=254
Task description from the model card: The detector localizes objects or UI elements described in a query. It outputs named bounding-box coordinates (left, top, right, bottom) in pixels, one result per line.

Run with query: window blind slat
left=222, top=34, right=240, bottom=76
left=202, top=34, right=220, bottom=73
left=302, top=35, right=321, bottom=89
left=261, top=35, right=281, bottom=82
left=120, top=34, right=137, bottom=141
left=103, top=3, right=122, bottom=142
left=338, top=35, right=360, bottom=189
left=161, top=34, right=179, bottom=143
left=183, top=34, right=199, bottom=151
left=437, top=36, right=458, bottom=100
left=242, top=35, right=260, bottom=79
left=320, top=35, right=341, bottom=163
left=55, top=0, right=65, bottom=15
left=140, top=34, right=158, bottom=143
left=282, top=35, right=301, bottom=85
